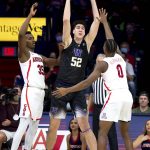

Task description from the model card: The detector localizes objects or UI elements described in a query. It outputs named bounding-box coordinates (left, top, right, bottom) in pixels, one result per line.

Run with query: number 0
left=116, top=64, right=124, bottom=78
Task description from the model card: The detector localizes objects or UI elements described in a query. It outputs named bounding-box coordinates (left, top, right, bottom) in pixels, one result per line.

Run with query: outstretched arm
left=42, top=42, right=64, bottom=67
left=99, top=8, right=122, bottom=55
left=85, top=0, right=100, bottom=52
left=18, top=3, right=38, bottom=61
left=63, top=0, right=72, bottom=48
left=52, top=61, right=107, bottom=98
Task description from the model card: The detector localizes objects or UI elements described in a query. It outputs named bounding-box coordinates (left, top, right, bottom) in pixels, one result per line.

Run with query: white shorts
left=19, top=87, right=45, bottom=121
left=0, top=130, right=15, bottom=142
left=100, top=89, right=133, bottom=122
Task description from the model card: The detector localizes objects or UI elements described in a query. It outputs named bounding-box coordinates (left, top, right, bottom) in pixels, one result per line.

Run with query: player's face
left=25, top=33, right=35, bottom=51
left=139, top=95, right=149, bottom=107
left=73, top=24, right=85, bottom=39
left=70, top=119, right=79, bottom=131
left=146, top=120, right=150, bottom=132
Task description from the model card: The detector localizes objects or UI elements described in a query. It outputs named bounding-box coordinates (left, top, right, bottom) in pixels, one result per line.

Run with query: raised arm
left=63, top=0, right=72, bottom=48
left=42, top=42, right=64, bottom=67
left=85, top=0, right=100, bottom=52
left=99, top=8, right=122, bottom=55
left=18, top=3, right=38, bottom=61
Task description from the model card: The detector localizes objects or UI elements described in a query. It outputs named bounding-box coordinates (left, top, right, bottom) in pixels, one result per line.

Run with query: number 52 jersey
left=56, top=39, right=89, bottom=85
left=19, top=51, right=45, bottom=89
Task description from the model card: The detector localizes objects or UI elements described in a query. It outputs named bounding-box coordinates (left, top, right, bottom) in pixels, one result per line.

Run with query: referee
left=88, top=55, right=118, bottom=150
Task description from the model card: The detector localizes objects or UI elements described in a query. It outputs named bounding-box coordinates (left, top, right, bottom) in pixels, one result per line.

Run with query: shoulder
left=67, top=134, right=71, bottom=140
left=136, top=134, right=145, bottom=140
left=132, top=107, right=140, bottom=113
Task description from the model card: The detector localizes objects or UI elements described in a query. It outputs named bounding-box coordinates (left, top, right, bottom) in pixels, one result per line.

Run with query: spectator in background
left=132, top=91, right=150, bottom=114
left=133, top=120, right=150, bottom=149
left=45, top=51, right=59, bottom=90
left=0, top=86, right=21, bottom=150
left=0, top=79, right=5, bottom=93
left=66, top=118, right=87, bottom=150
left=121, top=51, right=136, bottom=101
left=13, top=74, right=24, bottom=88
left=120, top=41, right=135, bottom=67
left=44, top=51, right=60, bottom=112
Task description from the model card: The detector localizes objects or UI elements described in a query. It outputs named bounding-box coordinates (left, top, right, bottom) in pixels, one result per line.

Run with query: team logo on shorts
left=51, top=107, right=58, bottom=115
left=101, top=113, right=107, bottom=119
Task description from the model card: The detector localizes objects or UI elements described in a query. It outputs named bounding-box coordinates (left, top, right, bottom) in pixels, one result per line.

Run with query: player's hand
left=30, top=2, right=38, bottom=17
left=2, top=119, right=11, bottom=126
left=52, top=87, right=68, bottom=98
left=99, top=8, right=108, bottom=23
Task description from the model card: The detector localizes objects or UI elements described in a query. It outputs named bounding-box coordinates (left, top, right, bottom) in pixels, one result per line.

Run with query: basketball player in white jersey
left=11, top=3, right=60, bottom=150
left=53, top=8, right=133, bottom=150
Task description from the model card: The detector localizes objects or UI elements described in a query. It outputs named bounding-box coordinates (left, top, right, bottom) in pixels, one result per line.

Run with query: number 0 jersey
left=101, top=53, right=128, bottom=91
left=56, top=39, right=89, bottom=85
left=19, top=51, right=45, bottom=89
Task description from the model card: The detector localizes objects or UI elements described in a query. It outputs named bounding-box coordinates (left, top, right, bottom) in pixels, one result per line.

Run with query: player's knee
left=77, top=119, right=90, bottom=131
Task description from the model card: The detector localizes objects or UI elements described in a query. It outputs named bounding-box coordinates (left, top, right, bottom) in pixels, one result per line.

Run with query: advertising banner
left=0, top=18, right=46, bottom=41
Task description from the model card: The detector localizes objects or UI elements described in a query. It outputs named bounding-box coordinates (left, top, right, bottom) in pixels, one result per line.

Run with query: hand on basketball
left=30, top=2, right=38, bottom=16
left=52, top=87, right=68, bottom=98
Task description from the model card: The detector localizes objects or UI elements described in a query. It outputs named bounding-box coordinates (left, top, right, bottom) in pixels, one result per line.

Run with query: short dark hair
left=139, top=91, right=149, bottom=99
left=25, top=31, right=32, bottom=35
left=72, top=20, right=86, bottom=30
left=104, top=39, right=117, bottom=53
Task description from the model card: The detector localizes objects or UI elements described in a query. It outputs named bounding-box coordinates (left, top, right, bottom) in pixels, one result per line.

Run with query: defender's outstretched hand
left=99, top=8, right=108, bottom=23
left=30, top=2, right=38, bottom=16
left=52, top=87, right=69, bottom=98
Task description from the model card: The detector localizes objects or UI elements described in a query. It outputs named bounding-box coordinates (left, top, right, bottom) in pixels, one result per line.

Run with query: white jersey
left=100, top=54, right=133, bottom=122
left=101, top=53, right=128, bottom=91
left=19, top=51, right=45, bottom=89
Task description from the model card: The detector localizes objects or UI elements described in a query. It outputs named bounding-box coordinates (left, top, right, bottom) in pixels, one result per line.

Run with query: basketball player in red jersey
left=11, top=3, right=60, bottom=150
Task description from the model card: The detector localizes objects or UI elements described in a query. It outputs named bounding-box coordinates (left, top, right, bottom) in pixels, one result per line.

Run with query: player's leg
left=24, top=118, right=40, bottom=150
left=46, top=117, right=61, bottom=150
left=108, top=122, right=118, bottom=150
left=72, top=92, right=97, bottom=150
left=98, top=120, right=113, bottom=150
left=11, top=117, right=30, bottom=150
left=77, top=116, right=97, bottom=150
left=119, top=121, right=133, bottom=150
left=92, top=104, right=102, bottom=140
left=119, top=90, right=133, bottom=150
left=46, top=93, right=67, bottom=150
